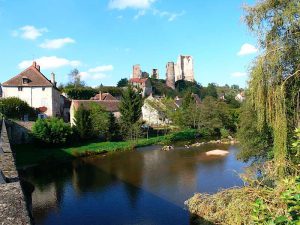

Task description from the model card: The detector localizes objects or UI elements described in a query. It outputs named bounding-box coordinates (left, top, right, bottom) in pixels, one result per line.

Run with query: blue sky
left=0, top=0, right=258, bottom=87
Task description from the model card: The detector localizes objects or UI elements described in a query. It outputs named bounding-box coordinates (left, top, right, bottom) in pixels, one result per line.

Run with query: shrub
left=32, top=118, right=72, bottom=145
left=220, top=128, right=230, bottom=139
left=165, top=129, right=198, bottom=143
left=0, top=97, right=37, bottom=120
left=74, top=104, right=93, bottom=139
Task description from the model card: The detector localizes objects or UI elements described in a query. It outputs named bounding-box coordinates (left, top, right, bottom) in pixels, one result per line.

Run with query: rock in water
left=205, top=150, right=229, bottom=156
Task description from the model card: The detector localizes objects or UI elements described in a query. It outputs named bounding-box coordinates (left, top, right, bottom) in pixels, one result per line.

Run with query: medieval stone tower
left=175, top=55, right=194, bottom=82
left=166, top=62, right=176, bottom=90
left=151, top=69, right=159, bottom=79
left=132, top=64, right=142, bottom=78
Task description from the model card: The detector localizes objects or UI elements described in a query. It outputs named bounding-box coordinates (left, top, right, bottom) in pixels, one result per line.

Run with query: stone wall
left=6, top=120, right=34, bottom=145
left=0, top=119, right=32, bottom=224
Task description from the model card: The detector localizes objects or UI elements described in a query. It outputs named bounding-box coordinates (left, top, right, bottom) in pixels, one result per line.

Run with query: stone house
left=129, top=78, right=152, bottom=97
left=70, top=99, right=120, bottom=126
left=235, top=91, right=245, bottom=102
left=2, top=62, right=61, bottom=118
left=142, top=95, right=170, bottom=126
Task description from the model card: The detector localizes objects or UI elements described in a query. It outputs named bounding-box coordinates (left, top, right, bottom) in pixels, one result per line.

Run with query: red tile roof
left=2, top=62, right=54, bottom=87
left=129, top=78, right=148, bottom=84
left=72, top=100, right=120, bottom=112
left=90, top=92, right=117, bottom=101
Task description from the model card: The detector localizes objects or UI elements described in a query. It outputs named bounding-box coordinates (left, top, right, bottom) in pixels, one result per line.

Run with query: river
left=20, top=143, right=248, bottom=225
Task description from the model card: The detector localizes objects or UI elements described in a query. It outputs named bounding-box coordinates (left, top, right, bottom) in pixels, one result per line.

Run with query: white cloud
left=80, top=64, right=114, bottom=81
left=39, top=38, right=75, bottom=49
left=237, top=43, right=258, bottom=56
left=13, top=25, right=48, bottom=40
left=18, top=56, right=81, bottom=70
left=88, top=65, right=114, bottom=73
left=108, top=0, right=155, bottom=10
left=153, top=9, right=185, bottom=22
left=231, top=72, right=247, bottom=78
left=134, top=10, right=146, bottom=19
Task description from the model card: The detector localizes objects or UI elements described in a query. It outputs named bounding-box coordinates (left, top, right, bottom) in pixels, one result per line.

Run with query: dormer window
left=22, top=76, right=30, bottom=84
left=18, top=87, right=23, bottom=91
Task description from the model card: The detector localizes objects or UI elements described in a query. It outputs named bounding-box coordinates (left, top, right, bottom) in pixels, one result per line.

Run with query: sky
left=0, top=0, right=258, bottom=88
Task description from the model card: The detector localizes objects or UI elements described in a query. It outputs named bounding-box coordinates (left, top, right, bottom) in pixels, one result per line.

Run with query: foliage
left=220, top=128, right=230, bottom=139
left=64, top=87, right=98, bottom=100
left=117, top=78, right=128, bottom=87
left=68, top=68, right=85, bottom=88
left=0, top=97, right=37, bottom=120
left=32, top=118, right=72, bottom=145
left=203, top=83, right=218, bottom=99
left=163, top=129, right=198, bottom=143
left=89, top=103, right=109, bottom=138
left=175, top=80, right=203, bottom=97
left=74, top=104, right=93, bottom=139
left=244, top=0, right=300, bottom=174
left=106, top=112, right=121, bottom=141
left=119, top=85, right=143, bottom=140
left=237, top=100, right=273, bottom=162
left=150, top=78, right=178, bottom=97
left=97, top=85, right=123, bottom=97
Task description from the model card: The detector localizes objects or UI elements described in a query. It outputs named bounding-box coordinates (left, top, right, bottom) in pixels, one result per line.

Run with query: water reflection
left=21, top=144, right=248, bottom=225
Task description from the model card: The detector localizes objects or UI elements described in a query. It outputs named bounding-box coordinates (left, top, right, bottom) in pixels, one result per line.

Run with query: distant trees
left=68, top=68, right=85, bottom=88
left=117, top=78, right=128, bottom=87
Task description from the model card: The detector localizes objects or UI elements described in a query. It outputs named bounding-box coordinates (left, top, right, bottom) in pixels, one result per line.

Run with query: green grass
left=14, top=135, right=168, bottom=168
left=14, top=129, right=199, bottom=168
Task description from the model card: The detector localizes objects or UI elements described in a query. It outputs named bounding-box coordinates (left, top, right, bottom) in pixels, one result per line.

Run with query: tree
left=68, top=68, right=85, bottom=88
left=0, top=97, right=37, bottom=120
left=119, top=85, right=143, bottom=140
left=242, top=0, right=300, bottom=174
left=107, top=112, right=121, bottom=141
left=32, top=118, right=72, bottom=145
left=74, top=104, right=93, bottom=139
left=89, top=103, right=109, bottom=138
left=205, top=83, right=218, bottom=99
left=117, top=78, right=128, bottom=87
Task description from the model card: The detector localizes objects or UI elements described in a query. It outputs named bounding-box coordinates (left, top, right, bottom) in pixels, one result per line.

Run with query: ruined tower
left=175, top=55, right=194, bottom=82
left=166, top=62, right=175, bottom=90
left=132, top=64, right=142, bottom=78
left=151, top=69, right=159, bottom=79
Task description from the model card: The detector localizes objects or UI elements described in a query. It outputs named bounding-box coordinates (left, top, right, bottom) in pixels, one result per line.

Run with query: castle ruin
left=166, top=62, right=176, bottom=90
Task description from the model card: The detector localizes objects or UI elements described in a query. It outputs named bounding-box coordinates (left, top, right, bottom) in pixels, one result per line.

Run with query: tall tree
left=74, top=104, right=93, bottom=139
left=69, top=68, right=85, bottom=88
left=119, top=85, right=143, bottom=139
left=243, top=0, right=300, bottom=174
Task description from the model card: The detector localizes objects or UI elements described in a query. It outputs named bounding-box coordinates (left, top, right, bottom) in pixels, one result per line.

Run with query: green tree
left=89, top=103, right=109, bottom=138
left=119, top=85, right=143, bottom=140
left=107, top=112, right=121, bottom=141
left=0, top=97, right=37, bottom=120
left=243, top=0, right=300, bottom=173
left=117, top=78, right=128, bottom=87
left=32, top=118, right=72, bottom=145
left=74, top=104, right=93, bottom=139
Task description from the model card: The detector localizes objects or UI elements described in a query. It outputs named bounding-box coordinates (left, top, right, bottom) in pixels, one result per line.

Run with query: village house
left=70, top=92, right=120, bottom=126
left=129, top=78, right=152, bottom=97
left=235, top=91, right=245, bottom=102
left=2, top=62, right=62, bottom=118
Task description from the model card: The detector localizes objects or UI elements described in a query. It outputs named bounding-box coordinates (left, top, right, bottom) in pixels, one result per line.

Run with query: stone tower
left=166, top=62, right=175, bottom=90
left=132, top=64, right=142, bottom=78
left=151, top=69, right=159, bottom=79
left=175, top=55, right=194, bottom=82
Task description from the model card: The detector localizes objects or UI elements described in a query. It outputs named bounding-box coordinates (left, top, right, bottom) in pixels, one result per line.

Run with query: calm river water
left=21, top=144, right=248, bottom=225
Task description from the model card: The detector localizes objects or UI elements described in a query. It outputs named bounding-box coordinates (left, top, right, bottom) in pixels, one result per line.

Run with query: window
left=18, top=87, right=23, bottom=91
left=42, top=87, right=45, bottom=91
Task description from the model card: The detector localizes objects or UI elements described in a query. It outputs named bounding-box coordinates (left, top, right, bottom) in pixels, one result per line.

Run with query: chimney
left=32, top=61, right=37, bottom=67
left=51, top=72, right=56, bottom=87
left=36, top=64, right=40, bottom=71
left=99, top=91, right=102, bottom=100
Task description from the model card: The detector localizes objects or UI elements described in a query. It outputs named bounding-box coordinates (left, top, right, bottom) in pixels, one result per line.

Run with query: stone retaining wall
left=0, top=119, right=32, bottom=225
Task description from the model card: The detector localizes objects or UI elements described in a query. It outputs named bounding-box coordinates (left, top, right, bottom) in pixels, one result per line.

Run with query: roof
left=192, top=93, right=202, bottom=105
left=90, top=92, right=117, bottom=101
left=129, top=78, right=148, bottom=84
left=2, top=62, right=54, bottom=87
left=72, top=100, right=120, bottom=112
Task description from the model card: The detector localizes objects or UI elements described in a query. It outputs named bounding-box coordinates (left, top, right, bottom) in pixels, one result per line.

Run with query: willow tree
left=244, top=0, right=300, bottom=174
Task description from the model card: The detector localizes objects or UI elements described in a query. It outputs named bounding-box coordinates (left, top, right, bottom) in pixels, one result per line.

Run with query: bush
left=0, top=97, right=37, bottom=120
left=32, top=118, right=72, bottom=145
left=74, top=104, right=93, bottom=139
left=165, top=129, right=198, bottom=143
left=220, top=128, right=230, bottom=139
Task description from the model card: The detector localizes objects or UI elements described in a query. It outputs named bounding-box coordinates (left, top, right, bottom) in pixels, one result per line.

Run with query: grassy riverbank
left=14, top=129, right=199, bottom=168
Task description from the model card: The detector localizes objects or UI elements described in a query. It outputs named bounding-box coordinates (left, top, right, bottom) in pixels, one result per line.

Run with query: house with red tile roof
left=129, top=78, right=152, bottom=97
left=70, top=99, right=120, bottom=126
left=90, top=92, right=117, bottom=101
left=2, top=61, right=62, bottom=118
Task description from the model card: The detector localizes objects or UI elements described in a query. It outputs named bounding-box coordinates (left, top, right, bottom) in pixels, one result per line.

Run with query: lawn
left=14, top=135, right=167, bottom=168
